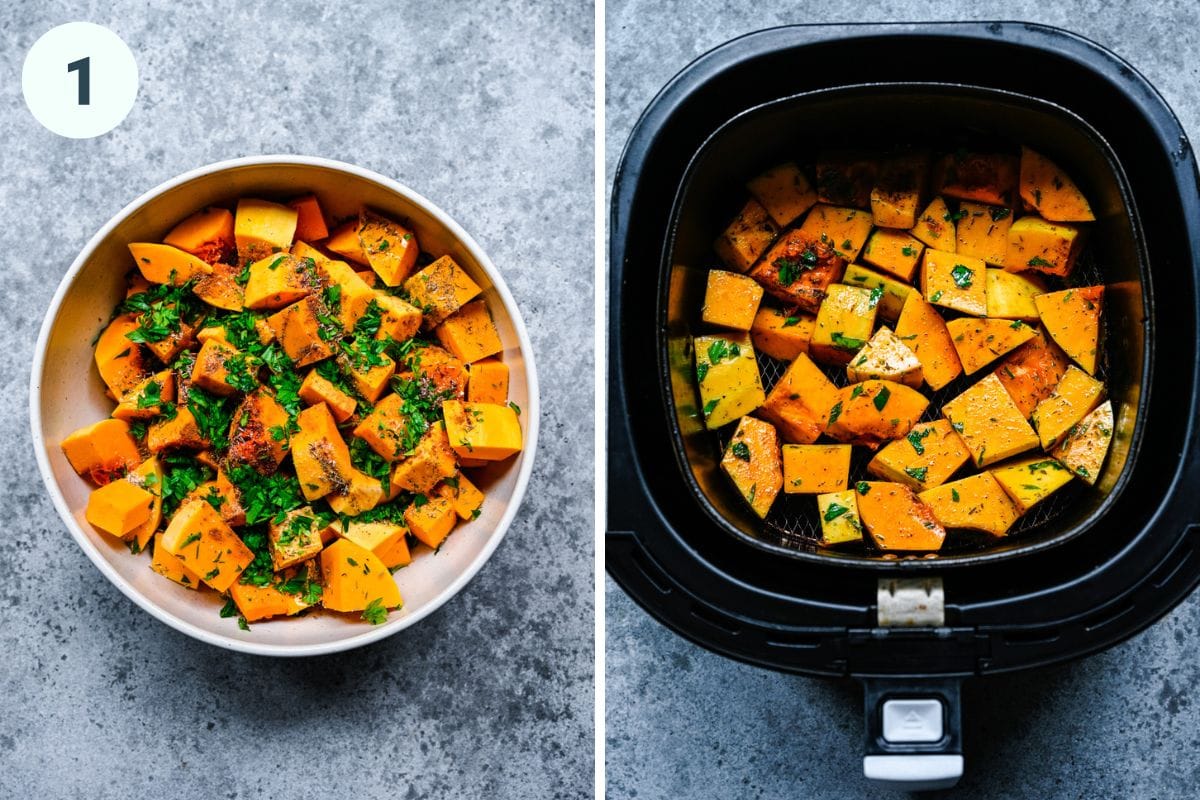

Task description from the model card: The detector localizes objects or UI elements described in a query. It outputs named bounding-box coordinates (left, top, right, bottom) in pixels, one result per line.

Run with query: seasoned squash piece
left=62, top=418, right=141, bottom=483
left=142, top=309, right=201, bottom=366
left=815, top=152, right=877, bottom=209
left=467, top=358, right=509, bottom=404
left=353, top=393, right=421, bottom=461
left=185, top=467, right=247, bottom=528
left=827, top=380, right=929, bottom=448
left=720, top=416, right=783, bottom=518
left=746, top=162, right=817, bottom=226
left=375, top=293, right=424, bottom=342
left=161, top=499, right=255, bottom=592
left=816, top=490, right=864, bottom=546
left=338, top=352, right=395, bottom=403
left=243, top=254, right=316, bottom=310
left=782, top=444, right=852, bottom=494
left=1034, top=286, right=1103, bottom=374
left=1052, top=400, right=1113, bottom=485
left=302, top=247, right=377, bottom=331
left=894, top=293, right=963, bottom=391
left=693, top=333, right=765, bottom=430
left=922, top=249, right=987, bottom=316
left=113, top=371, right=175, bottom=421
left=714, top=199, right=779, bottom=272
left=1019, top=147, right=1095, bottom=222
left=862, top=229, right=924, bottom=282
left=226, top=390, right=290, bottom=473
left=341, top=520, right=412, bottom=570
left=945, top=317, right=1036, bottom=375
left=358, top=209, right=419, bottom=286
left=810, top=284, right=878, bottom=366
left=993, top=328, right=1072, bottom=418
left=267, top=507, right=330, bottom=570
left=326, top=469, right=387, bottom=516
left=320, top=538, right=402, bottom=613
left=150, top=532, right=203, bottom=589
left=189, top=338, right=245, bottom=396
left=435, top=299, right=503, bottom=363
left=147, top=406, right=208, bottom=453
left=125, top=457, right=164, bottom=552
left=127, top=242, right=213, bottom=285
left=405, top=496, right=458, bottom=550
left=291, top=402, right=355, bottom=500
left=287, top=194, right=329, bottom=242
left=95, top=313, right=151, bottom=399
left=842, top=264, right=913, bottom=323
left=757, top=352, right=839, bottom=445
left=164, top=206, right=236, bottom=264
left=437, top=474, right=486, bottom=521
left=404, top=343, right=469, bottom=400
left=943, top=374, right=1039, bottom=467
left=442, top=401, right=522, bottom=461
left=749, top=306, right=814, bottom=361
left=299, top=369, right=357, bottom=422
left=919, top=473, right=1021, bottom=537
left=389, top=419, right=459, bottom=498
left=266, top=295, right=337, bottom=367
left=1006, top=216, right=1084, bottom=277
left=955, top=202, right=1014, bottom=266
left=748, top=229, right=846, bottom=315
left=986, top=268, right=1046, bottom=321
left=846, top=327, right=923, bottom=388
left=911, top=196, right=956, bottom=251
left=324, top=220, right=369, bottom=265
left=230, top=574, right=315, bottom=622
left=934, top=151, right=1019, bottom=206
left=193, top=262, right=246, bottom=312
left=86, top=479, right=154, bottom=538
left=1031, top=366, right=1105, bottom=450
left=871, top=152, right=929, bottom=229
left=856, top=482, right=946, bottom=552
left=403, top=255, right=483, bottom=327
left=235, top=198, right=298, bottom=264
left=701, top=269, right=764, bottom=331
left=867, top=419, right=971, bottom=490
left=990, top=456, right=1074, bottom=513
left=797, top=203, right=874, bottom=262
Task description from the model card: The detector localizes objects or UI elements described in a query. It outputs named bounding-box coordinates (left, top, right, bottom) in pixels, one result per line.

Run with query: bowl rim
left=29, top=154, right=541, bottom=657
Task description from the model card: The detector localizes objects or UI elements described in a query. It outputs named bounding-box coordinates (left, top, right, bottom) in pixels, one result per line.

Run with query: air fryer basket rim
left=658, top=80, right=1152, bottom=570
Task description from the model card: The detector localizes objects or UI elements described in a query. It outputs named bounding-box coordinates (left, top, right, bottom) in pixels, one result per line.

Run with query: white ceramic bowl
left=30, top=156, right=539, bottom=656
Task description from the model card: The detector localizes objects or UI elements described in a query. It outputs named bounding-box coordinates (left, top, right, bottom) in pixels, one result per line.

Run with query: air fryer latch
left=877, top=578, right=945, bottom=627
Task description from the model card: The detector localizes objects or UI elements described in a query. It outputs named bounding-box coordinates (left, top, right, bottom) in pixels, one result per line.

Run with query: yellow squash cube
left=403, top=255, right=483, bottom=327
left=341, top=520, right=412, bottom=570
left=150, top=532, right=204, bottom=589
left=746, top=162, right=817, bottom=226
left=797, top=204, right=874, bottom=262
left=161, top=500, right=255, bottom=593
left=841, top=264, right=914, bottom=323
left=861, top=229, right=924, bottom=282
left=719, top=416, right=783, bottom=519
left=442, top=401, right=523, bottom=461
left=990, top=456, right=1074, bottom=513
left=943, top=374, right=1039, bottom=467
left=714, top=199, right=779, bottom=272
left=810, top=284, right=878, bottom=366
left=701, top=269, right=764, bottom=331
left=867, top=419, right=971, bottom=490
left=816, top=490, right=864, bottom=545
left=922, top=249, right=987, bottom=316
left=749, top=306, right=814, bottom=361
left=1031, top=365, right=1104, bottom=450
left=911, top=196, right=956, bottom=251
left=326, top=469, right=386, bottom=515
left=235, top=198, right=298, bottom=263
left=1006, top=215, right=1083, bottom=277
left=1052, top=400, right=1114, bottom=485
left=694, top=333, right=765, bottom=430
left=986, top=268, right=1046, bottom=321
left=945, top=317, right=1036, bottom=375
left=955, top=202, right=1014, bottom=266
left=435, top=299, right=504, bottom=363
left=919, top=472, right=1021, bottom=537
left=782, top=444, right=852, bottom=494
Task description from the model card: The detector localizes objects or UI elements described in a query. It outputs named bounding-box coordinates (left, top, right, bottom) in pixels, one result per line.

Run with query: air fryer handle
left=860, top=677, right=964, bottom=791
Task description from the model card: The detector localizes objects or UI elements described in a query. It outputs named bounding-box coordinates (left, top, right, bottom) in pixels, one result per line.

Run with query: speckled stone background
left=606, top=2, right=1200, bottom=798
left=1, top=2, right=592, bottom=798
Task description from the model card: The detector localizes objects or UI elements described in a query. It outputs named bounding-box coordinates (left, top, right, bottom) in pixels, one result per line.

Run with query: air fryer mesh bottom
left=712, top=246, right=1109, bottom=555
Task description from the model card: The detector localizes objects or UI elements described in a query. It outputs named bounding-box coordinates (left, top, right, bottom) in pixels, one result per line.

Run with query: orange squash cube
left=163, top=206, right=236, bottom=264
left=128, top=242, right=213, bottom=285
left=862, top=229, right=924, bottom=282
left=911, top=196, right=956, bottom=251
left=749, top=307, right=814, bottom=362
left=403, top=255, right=483, bottom=327
left=871, top=153, right=929, bottom=229
left=757, top=352, right=839, bottom=445
left=61, top=418, right=141, bottom=483
left=746, top=162, right=817, bottom=226
left=337, top=352, right=395, bottom=403
left=358, top=209, right=419, bottom=286
left=266, top=296, right=337, bottom=367
left=268, top=507, right=330, bottom=571
left=374, top=293, right=423, bottom=342
left=955, top=202, right=1013, bottom=266
left=235, top=198, right=298, bottom=263
left=86, top=479, right=155, bottom=538
left=150, top=532, right=204, bottom=589
left=437, top=473, right=486, bottom=521
left=341, top=520, right=412, bottom=570
left=287, top=194, right=329, bottom=242
left=161, top=500, right=255, bottom=593
left=894, top=293, right=963, bottom=391
left=943, top=374, right=1039, bottom=467
left=467, top=358, right=509, bottom=404
left=299, top=369, right=357, bottom=422
left=291, top=402, right=354, bottom=500
left=1007, top=216, right=1084, bottom=277
left=404, top=496, right=458, bottom=550
left=701, top=269, right=764, bottom=331
left=714, top=198, right=779, bottom=272
left=442, top=400, right=523, bottom=461
left=190, top=338, right=245, bottom=396
left=934, top=151, right=1019, bottom=206
left=782, top=444, right=852, bottom=494
left=324, top=220, right=369, bottom=265
left=325, top=469, right=386, bottom=515
left=796, top=203, right=874, bottom=262
left=1019, top=147, right=1095, bottom=222
left=226, top=390, right=290, bottom=473
left=1034, top=286, right=1104, bottom=374
left=353, top=393, right=422, bottom=461
left=434, top=299, right=504, bottom=362
left=390, top=423, right=459, bottom=493
left=319, top=538, right=402, bottom=613
left=94, top=313, right=152, bottom=400
left=243, top=254, right=316, bottom=310
left=147, top=406, right=208, bottom=453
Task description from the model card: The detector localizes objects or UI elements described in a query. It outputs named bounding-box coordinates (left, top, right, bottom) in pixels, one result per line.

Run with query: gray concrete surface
left=605, top=2, right=1200, bottom=798
left=0, top=2, right=592, bottom=799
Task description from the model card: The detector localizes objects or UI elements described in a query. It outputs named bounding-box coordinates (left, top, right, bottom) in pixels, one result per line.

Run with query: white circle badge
left=22, top=22, right=138, bottom=139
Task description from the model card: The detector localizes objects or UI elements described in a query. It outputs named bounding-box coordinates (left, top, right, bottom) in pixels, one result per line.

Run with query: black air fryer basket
left=607, top=22, right=1200, bottom=790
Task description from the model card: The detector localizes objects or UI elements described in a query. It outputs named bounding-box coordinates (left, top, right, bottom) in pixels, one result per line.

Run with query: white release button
left=882, top=699, right=944, bottom=743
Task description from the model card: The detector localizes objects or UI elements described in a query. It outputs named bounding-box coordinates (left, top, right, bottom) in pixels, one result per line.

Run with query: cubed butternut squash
left=934, top=151, right=1019, bottom=206
left=720, top=416, right=783, bottom=518
left=990, top=456, right=1074, bottom=513
left=816, top=490, right=864, bottom=546
left=86, top=478, right=155, bottom=538
left=193, top=262, right=246, bottom=312
left=1006, top=216, right=1084, bottom=277
left=405, top=496, right=458, bottom=550
left=955, top=202, right=1014, bottom=265
left=796, top=203, right=874, bottom=262
left=147, top=406, right=208, bottom=453
left=127, top=242, right=213, bottom=285
left=243, top=254, right=316, bottom=310
left=748, top=229, right=846, bottom=315
left=827, top=380, right=929, bottom=448
left=782, top=444, right=852, bottom=494
left=375, top=293, right=424, bottom=342
left=299, top=369, right=357, bottom=422
left=403, top=255, right=483, bottom=327
left=993, top=328, right=1072, bottom=418
left=919, top=472, right=1021, bottom=537
left=185, top=467, right=247, bottom=528
left=867, top=419, right=971, bottom=490
left=189, top=338, right=245, bottom=396
left=746, top=162, right=817, bottom=226
left=467, top=358, right=509, bottom=404
left=1052, top=400, right=1114, bottom=485
left=1034, top=286, right=1104, bottom=375
left=267, top=507, right=329, bottom=570
left=911, top=196, right=956, bottom=251
left=338, top=352, right=395, bottom=404
left=235, top=198, right=298, bottom=264
left=161, top=499, right=254, bottom=592
left=701, top=270, right=764, bottom=331
left=986, top=268, right=1046, bottom=322
left=714, top=199, right=779, bottom=272
left=861, top=229, right=924, bottom=282
left=302, top=247, right=376, bottom=332
left=354, top=393, right=423, bottom=462
left=871, top=152, right=929, bottom=229
left=945, top=317, right=1036, bottom=375
left=266, top=295, right=337, bottom=367
left=757, top=352, right=839, bottom=445
left=846, top=327, right=923, bottom=388
left=437, top=473, right=486, bottom=521
left=1019, top=146, right=1095, bottom=222
left=1031, top=365, right=1105, bottom=450
left=150, top=532, right=203, bottom=589
left=693, top=333, right=765, bottom=430
left=320, top=538, right=402, bottom=613
left=358, top=209, right=419, bottom=286
left=341, top=520, right=412, bottom=570
left=61, top=418, right=141, bottom=483
left=922, top=249, right=987, bottom=317
left=291, top=402, right=355, bottom=500
left=442, top=401, right=522, bottom=461
left=810, top=284, right=878, bottom=366
left=815, top=152, right=877, bottom=209
left=125, top=457, right=164, bottom=552
left=405, top=344, right=469, bottom=400
left=749, top=306, right=814, bottom=361
left=324, top=220, right=369, bottom=265
left=855, top=481, right=946, bottom=552
left=163, top=206, right=236, bottom=264
left=230, top=574, right=315, bottom=622
left=435, top=298, right=503, bottom=362
left=326, top=468, right=386, bottom=515
left=842, top=264, right=914, bottom=323
left=226, top=390, right=290, bottom=473
left=943, top=374, right=1039, bottom=467
left=95, top=313, right=152, bottom=400
left=287, top=194, right=329, bottom=242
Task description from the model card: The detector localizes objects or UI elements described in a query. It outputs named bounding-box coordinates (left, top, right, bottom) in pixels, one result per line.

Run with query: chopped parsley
left=823, top=503, right=850, bottom=523
left=873, top=385, right=891, bottom=411
left=904, top=466, right=928, bottom=483
left=950, top=264, right=974, bottom=289
left=1027, top=256, right=1054, bottom=269
left=362, top=597, right=388, bottom=625
left=730, top=441, right=751, bottom=462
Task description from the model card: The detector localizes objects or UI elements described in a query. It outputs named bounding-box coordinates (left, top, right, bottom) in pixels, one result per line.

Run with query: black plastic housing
left=607, top=22, right=1200, bottom=678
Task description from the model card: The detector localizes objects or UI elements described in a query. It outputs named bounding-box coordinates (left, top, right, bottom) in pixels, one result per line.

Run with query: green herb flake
left=873, top=385, right=891, bottom=412
left=904, top=466, right=929, bottom=483
left=823, top=503, right=850, bottom=523
left=950, top=264, right=974, bottom=289
left=730, top=441, right=751, bottom=462
left=362, top=597, right=388, bottom=625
